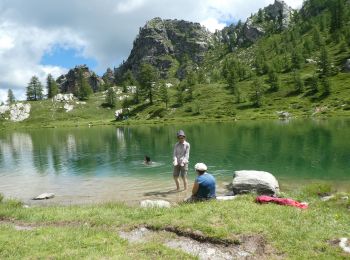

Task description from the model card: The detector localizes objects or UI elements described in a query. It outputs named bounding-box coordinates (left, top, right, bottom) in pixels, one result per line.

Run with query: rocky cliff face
left=219, top=0, right=293, bottom=48
left=113, top=17, right=213, bottom=80
left=57, top=65, right=104, bottom=94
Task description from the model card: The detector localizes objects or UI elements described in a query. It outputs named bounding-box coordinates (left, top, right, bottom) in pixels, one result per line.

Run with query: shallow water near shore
left=0, top=118, right=349, bottom=205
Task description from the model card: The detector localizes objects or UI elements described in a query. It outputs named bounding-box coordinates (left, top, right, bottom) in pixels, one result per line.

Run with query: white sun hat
left=195, top=163, right=207, bottom=171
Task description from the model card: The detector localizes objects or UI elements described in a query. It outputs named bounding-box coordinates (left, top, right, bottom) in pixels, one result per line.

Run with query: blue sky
left=0, top=0, right=303, bottom=102
left=41, top=46, right=98, bottom=73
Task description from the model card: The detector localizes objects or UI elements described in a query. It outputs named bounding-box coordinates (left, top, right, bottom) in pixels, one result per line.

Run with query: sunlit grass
left=1, top=187, right=349, bottom=259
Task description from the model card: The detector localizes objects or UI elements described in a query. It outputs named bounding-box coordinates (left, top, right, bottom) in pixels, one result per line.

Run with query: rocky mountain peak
left=265, top=0, right=294, bottom=28
left=57, top=65, right=104, bottom=94
left=218, top=0, right=294, bottom=48
left=113, top=17, right=213, bottom=81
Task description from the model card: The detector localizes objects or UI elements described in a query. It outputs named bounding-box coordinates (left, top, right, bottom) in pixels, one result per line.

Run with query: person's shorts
left=173, top=164, right=188, bottom=177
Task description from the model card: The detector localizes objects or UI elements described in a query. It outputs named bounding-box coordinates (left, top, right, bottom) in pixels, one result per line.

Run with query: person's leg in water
left=173, top=165, right=180, bottom=191
left=180, top=165, right=188, bottom=190
left=181, top=176, right=187, bottom=190
left=174, top=176, right=180, bottom=190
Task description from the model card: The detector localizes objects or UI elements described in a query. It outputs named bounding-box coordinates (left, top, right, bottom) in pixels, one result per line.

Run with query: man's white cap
left=195, top=163, right=207, bottom=171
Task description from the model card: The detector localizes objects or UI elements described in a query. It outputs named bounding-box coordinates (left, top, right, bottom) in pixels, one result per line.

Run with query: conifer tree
left=176, top=86, right=184, bottom=106
left=26, top=76, right=43, bottom=101
left=90, top=72, right=99, bottom=92
left=312, top=26, right=322, bottom=46
left=250, top=77, right=264, bottom=107
left=105, top=87, right=117, bottom=107
left=310, top=73, right=319, bottom=94
left=291, top=49, right=304, bottom=70
left=257, top=8, right=264, bottom=23
left=320, top=77, right=331, bottom=96
left=46, top=74, right=59, bottom=98
left=122, top=70, right=137, bottom=93
left=132, top=86, right=140, bottom=104
left=319, top=46, right=331, bottom=77
left=254, top=52, right=266, bottom=75
left=330, top=0, right=346, bottom=33
left=227, top=67, right=238, bottom=94
left=293, top=71, right=304, bottom=94
left=76, top=69, right=92, bottom=100
left=7, top=89, right=15, bottom=104
left=186, top=71, right=197, bottom=86
left=159, top=81, right=169, bottom=108
left=267, top=69, right=280, bottom=92
left=303, top=37, right=314, bottom=56
left=138, top=63, right=158, bottom=104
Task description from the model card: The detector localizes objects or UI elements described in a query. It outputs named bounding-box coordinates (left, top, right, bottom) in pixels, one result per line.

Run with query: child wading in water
left=172, top=130, right=190, bottom=190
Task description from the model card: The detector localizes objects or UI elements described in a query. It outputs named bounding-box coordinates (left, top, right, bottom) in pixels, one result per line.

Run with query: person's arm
left=173, top=143, right=178, bottom=165
left=192, top=181, right=199, bottom=196
left=182, top=143, right=190, bottom=164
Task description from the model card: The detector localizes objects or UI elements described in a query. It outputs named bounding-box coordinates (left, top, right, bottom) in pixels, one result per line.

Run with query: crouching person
left=187, top=163, right=216, bottom=202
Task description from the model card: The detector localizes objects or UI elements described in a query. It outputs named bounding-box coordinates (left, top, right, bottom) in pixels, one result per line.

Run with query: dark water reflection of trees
left=0, top=119, right=349, bottom=180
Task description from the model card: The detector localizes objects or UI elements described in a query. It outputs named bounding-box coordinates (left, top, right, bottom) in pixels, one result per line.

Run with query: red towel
left=256, top=195, right=308, bottom=209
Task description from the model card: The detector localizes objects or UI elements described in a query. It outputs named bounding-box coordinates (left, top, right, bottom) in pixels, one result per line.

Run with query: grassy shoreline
left=1, top=186, right=349, bottom=259
left=1, top=111, right=350, bottom=131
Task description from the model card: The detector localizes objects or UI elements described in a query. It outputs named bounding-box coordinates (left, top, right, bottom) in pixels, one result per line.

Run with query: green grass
left=0, top=225, right=193, bottom=259
left=1, top=188, right=349, bottom=259
left=2, top=66, right=350, bottom=131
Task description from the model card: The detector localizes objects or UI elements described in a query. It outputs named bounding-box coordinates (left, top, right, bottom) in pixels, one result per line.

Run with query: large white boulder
left=0, top=105, right=9, bottom=114
left=64, top=103, right=74, bottom=112
left=232, top=170, right=279, bottom=196
left=54, top=93, right=74, bottom=102
left=9, top=103, right=31, bottom=122
left=140, top=200, right=171, bottom=208
left=0, top=103, right=31, bottom=122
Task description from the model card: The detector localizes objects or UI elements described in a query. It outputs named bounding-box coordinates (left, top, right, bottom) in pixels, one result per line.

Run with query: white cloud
left=201, top=18, right=226, bottom=32
left=0, top=0, right=304, bottom=102
left=0, top=89, right=7, bottom=104
left=0, top=21, right=83, bottom=102
left=115, top=0, right=146, bottom=13
left=0, top=35, right=14, bottom=51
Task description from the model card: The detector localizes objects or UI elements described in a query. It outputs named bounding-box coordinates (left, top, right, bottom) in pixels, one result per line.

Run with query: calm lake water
left=0, top=119, right=349, bottom=205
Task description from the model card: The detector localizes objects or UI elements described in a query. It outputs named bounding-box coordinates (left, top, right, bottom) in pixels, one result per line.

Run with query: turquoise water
left=0, top=119, right=349, bottom=204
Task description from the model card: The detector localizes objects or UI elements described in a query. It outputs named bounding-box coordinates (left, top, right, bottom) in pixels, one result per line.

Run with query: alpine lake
left=0, top=118, right=349, bottom=205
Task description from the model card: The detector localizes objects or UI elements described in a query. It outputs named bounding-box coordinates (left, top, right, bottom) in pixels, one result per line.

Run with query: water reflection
left=0, top=119, right=349, bottom=204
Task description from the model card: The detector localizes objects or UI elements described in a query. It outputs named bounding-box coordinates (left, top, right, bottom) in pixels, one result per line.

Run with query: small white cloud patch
left=201, top=18, right=226, bottom=32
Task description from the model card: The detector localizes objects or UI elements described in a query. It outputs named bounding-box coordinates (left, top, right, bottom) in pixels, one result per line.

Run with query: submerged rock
left=140, top=199, right=171, bottom=208
left=232, top=170, right=280, bottom=196
left=33, top=193, right=55, bottom=200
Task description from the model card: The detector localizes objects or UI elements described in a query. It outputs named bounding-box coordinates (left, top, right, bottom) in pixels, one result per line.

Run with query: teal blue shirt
left=195, top=173, right=216, bottom=199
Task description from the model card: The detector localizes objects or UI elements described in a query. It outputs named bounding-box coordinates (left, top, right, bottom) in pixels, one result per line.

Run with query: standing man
left=173, top=130, right=190, bottom=190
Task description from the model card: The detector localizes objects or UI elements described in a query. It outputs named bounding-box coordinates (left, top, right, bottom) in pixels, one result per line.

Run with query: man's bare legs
left=174, top=176, right=180, bottom=190
left=181, top=176, right=188, bottom=190
left=174, top=176, right=187, bottom=190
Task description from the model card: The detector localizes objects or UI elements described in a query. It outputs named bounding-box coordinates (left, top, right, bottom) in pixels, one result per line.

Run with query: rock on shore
left=0, top=103, right=31, bottom=122
left=232, top=170, right=280, bottom=196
